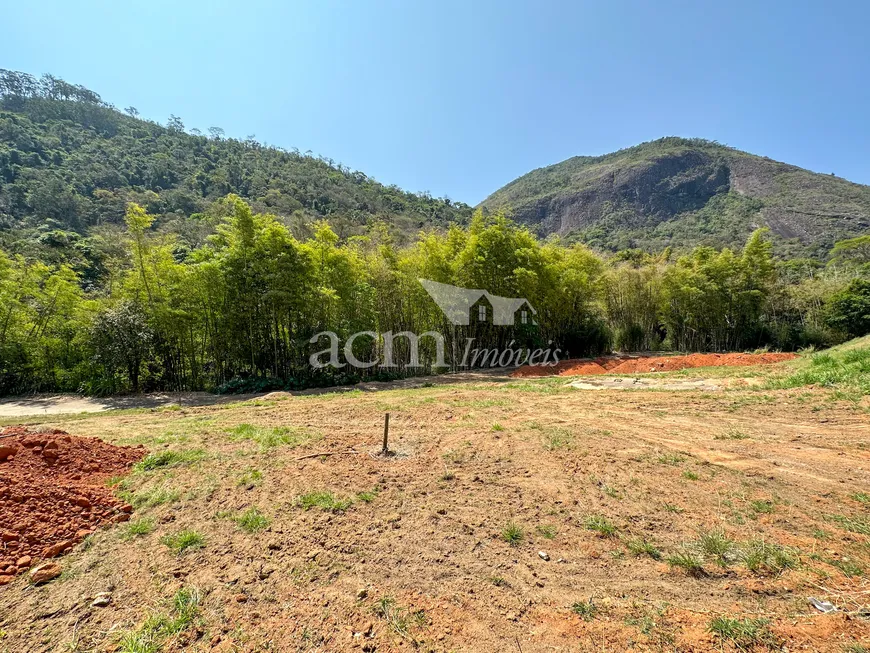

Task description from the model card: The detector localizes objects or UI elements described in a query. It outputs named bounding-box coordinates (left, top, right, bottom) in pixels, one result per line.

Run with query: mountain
left=0, top=69, right=471, bottom=276
left=480, top=137, right=870, bottom=258
left=4, top=69, right=867, bottom=266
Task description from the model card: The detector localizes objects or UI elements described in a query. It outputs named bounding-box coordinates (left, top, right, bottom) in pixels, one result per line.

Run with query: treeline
left=2, top=196, right=868, bottom=396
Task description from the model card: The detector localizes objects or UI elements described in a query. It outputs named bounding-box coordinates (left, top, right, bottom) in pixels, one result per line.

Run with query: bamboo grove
left=1, top=194, right=868, bottom=395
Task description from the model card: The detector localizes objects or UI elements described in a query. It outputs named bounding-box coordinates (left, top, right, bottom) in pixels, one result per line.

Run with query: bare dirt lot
left=1, top=371, right=869, bottom=652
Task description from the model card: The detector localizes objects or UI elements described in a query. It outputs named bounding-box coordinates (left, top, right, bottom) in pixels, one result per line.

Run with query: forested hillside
left=481, top=137, right=870, bottom=258
left=0, top=69, right=472, bottom=286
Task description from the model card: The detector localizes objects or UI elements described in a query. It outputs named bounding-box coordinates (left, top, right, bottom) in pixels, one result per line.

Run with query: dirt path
left=0, top=371, right=514, bottom=418
left=0, top=392, right=247, bottom=417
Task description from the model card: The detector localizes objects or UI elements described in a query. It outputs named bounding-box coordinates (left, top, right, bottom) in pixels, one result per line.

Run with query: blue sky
left=3, top=0, right=869, bottom=204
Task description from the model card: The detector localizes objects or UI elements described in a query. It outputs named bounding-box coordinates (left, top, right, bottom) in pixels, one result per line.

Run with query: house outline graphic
left=419, top=279, right=537, bottom=326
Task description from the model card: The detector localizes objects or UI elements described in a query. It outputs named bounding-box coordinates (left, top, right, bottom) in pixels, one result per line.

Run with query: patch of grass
left=766, top=341, right=870, bottom=396
left=662, top=503, right=684, bottom=514
left=715, top=428, right=750, bottom=440
left=160, top=530, right=205, bottom=555
left=585, top=515, right=617, bottom=538
left=657, top=453, right=687, bottom=465
left=501, top=522, right=524, bottom=546
left=698, top=529, right=737, bottom=567
left=441, top=447, right=470, bottom=465
left=667, top=548, right=706, bottom=576
left=134, top=449, right=204, bottom=472
left=536, top=524, right=557, bottom=540
left=741, top=539, right=797, bottom=575
left=373, top=596, right=427, bottom=641
left=491, top=422, right=505, bottom=432
left=116, top=587, right=202, bottom=653
left=625, top=614, right=657, bottom=636
left=602, top=484, right=622, bottom=499
left=297, top=491, right=353, bottom=513
left=709, top=616, right=778, bottom=650
left=234, top=507, right=270, bottom=533
left=489, top=576, right=508, bottom=587
left=571, top=599, right=597, bottom=621
left=541, top=427, right=574, bottom=451
left=829, top=514, right=870, bottom=536
left=501, top=380, right=575, bottom=395
left=851, top=492, right=870, bottom=505
left=682, top=469, right=699, bottom=481
left=356, top=488, right=379, bottom=503
left=830, top=558, right=865, bottom=578
left=750, top=499, right=775, bottom=514
left=228, top=423, right=315, bottom=449
left=237, top=468, right=264, bottom=487
left=119, top=485, right=181, bottom=509
left=439, top=471, right=456, bottom=481
left=843, top=644, right=870, bottom=653
left=171, top=587, right=202, bottom=631
left=625, top=537, right=662, bottom=560
left=122, top=518, right=155, bottom=540
left=117, top=619, right=163, bottom=653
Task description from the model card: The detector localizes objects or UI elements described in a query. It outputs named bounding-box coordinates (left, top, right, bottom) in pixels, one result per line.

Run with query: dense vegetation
left=1, top=70, right=869, bottom=396
left=481, top=137, right=870, bottom=259
left=2, top=193, right=868, bottom=395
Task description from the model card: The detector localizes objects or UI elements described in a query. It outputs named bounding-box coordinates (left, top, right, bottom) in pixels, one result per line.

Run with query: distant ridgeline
left=0, top=68, right=473, bottom=283
left=1, top=70, right=869, bottom=396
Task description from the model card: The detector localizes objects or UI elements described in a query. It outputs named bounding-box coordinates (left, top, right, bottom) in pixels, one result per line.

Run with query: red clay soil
left=512, top=351, right=797, bottom=377
left=0, top=426, right=145, bottom=585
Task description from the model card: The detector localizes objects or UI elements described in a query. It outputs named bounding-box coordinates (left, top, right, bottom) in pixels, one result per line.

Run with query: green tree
left=827, top=279, right=870, bottom=338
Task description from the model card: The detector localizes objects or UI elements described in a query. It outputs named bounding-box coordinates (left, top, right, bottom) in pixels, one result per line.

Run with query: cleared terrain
left=1, top=353, right=869, bottom=652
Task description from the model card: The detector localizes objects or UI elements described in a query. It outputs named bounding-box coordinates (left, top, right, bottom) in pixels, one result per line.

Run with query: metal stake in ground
left=382, top=413, right=390, bottom=455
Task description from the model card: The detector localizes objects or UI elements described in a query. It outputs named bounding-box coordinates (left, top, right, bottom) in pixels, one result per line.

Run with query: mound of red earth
left=512, top=352, right=797, bottom=378
left=0, top=426, right=145, bottom=585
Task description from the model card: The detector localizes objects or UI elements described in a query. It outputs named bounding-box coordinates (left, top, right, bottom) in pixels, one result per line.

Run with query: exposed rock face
left=481, top=137, right=870, bottom=257
left=531, top=151, right=730, bottom=235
